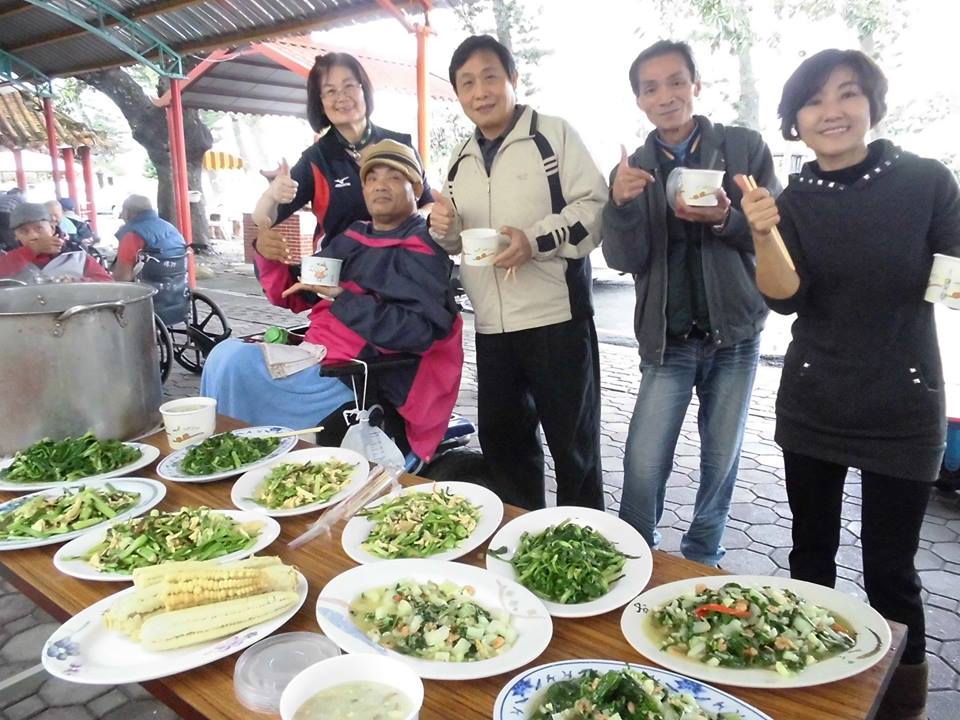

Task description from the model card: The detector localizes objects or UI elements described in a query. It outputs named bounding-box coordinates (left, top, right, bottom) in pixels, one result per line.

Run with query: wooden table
left=0, top=417, right=904, bottom=720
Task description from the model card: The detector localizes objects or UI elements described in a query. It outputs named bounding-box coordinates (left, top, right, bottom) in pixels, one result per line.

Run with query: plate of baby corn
left=41, top=556, right=306, bottom=684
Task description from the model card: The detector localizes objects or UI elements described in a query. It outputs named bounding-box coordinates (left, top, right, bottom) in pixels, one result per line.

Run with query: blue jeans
left=619, top=335, right=759, bottom=566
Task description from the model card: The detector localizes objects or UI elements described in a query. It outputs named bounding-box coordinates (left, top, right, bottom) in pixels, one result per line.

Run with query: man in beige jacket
left=430, top=34, right=608, bottom=510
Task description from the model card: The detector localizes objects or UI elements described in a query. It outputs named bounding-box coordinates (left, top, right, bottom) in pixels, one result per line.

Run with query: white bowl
left=279, top=653, right=424, bottom=720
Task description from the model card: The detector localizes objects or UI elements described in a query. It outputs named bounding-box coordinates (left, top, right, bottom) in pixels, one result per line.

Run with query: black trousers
left=783, top=450, right=931, bottom=664
left=475, top=317, right=604, bottom=511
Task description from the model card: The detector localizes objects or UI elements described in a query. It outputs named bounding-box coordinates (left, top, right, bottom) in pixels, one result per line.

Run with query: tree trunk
left=736, top=43, right=760, bottom=131
left=492, top=0, right=514, bottom=50
left=81, top=68, right=213, bottom=249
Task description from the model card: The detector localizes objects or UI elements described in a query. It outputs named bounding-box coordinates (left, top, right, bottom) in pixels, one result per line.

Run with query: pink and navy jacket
left=255, top=214, right=463, bottom=460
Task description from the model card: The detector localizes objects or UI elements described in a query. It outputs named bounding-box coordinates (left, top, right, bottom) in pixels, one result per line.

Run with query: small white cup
left=279, top=654, right=423, bottom=720
left=680, top=168, right=725, bottom=206
left=925, top=253, right=960, bottom=309
left=301, top=256, right=342, bottom=286
left=159, top=397, right=217, bottom=449
left=461, top=228, right=501, bottom=267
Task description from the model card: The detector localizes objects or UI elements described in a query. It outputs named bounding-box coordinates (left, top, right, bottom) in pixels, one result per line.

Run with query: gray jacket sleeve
left=600, top=164, right=654, bottom=274
left=712, top=131, right=781, bottom=254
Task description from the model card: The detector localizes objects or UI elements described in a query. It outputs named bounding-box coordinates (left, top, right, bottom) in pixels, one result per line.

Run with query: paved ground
left=2, top=249, right=958, bottom=720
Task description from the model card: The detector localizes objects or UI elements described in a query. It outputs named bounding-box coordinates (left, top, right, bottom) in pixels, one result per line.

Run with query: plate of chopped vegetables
left=230, top=447, right=368, bottom=517
left=0, top=432, right=159, bottom=492
left=52, top=507, right=281, bottom=582
left=484, top=506, right=652, bottom=618
left=315, top=559, right=552, bottom=680
left=0, top=478, right=166, bottom=551
left=495, top=659, right=771, bottom=720
left=620, top=575, right=892, bottom=688
left=340, top=481, right=504, bottom=564
left=156, top=426, right=297, bottom=483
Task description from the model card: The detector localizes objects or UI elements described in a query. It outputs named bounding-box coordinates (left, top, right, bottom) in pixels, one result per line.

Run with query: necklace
left=335, top=123, right=373, bottom=163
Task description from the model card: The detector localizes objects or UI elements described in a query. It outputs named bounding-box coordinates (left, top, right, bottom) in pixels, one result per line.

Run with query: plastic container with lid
left=233, top=632, right=341, bottom=714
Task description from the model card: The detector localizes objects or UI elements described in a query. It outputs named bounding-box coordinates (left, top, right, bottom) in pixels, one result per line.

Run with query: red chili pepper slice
left=695, top=603, right=751, bottom=619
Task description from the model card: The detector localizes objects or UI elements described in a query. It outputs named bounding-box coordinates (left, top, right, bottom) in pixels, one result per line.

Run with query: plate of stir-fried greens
left=485, top=506, right=652, bottom=618
left=0, top=433, right=159, bottom=492
left=620, top=575, right=891, bottom=688
left=157, top=426, right=297, bottom=483
left=494, top=659, right=770, bottom=720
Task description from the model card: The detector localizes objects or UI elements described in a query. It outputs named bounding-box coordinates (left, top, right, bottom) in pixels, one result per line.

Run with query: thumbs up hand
left=265, top=158, right=298, bottom=204
left=428, top=192, right=457, bottom=239
left=611, top=144, right=656, bottom=207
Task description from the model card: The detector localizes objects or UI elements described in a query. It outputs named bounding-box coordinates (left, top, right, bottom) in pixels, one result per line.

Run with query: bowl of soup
left=279, top=653, right=424, bottom=720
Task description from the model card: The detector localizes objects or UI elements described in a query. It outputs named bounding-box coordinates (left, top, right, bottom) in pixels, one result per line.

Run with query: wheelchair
left=138, top=252, right=232, bottom=383
left=242, top=324, right=490, bottom=483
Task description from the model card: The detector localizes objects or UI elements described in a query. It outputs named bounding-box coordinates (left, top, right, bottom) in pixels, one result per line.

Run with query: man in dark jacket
left=601, top=40, right=780, bottom=566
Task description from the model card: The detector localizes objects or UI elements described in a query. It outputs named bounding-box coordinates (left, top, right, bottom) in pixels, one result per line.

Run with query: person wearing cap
left=0, top=202, right=111, bottom=282
left=0, top=187, right=25, bottom=251
left=251, top=52, right=433, bottom=288
left=202, top=139, right=463, bottom=461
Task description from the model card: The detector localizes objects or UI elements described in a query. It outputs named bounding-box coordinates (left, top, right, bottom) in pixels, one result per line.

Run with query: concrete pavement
left=2, top=250, right=958, bottom=720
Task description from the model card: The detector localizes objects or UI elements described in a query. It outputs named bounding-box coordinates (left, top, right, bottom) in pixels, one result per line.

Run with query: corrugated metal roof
left=0, top=88, right=103, bottom=150
left=0, top=0, right=459, bottom=79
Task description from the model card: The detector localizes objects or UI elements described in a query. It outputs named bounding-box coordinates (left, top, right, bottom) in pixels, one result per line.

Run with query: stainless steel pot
left=0, top=282, right=162, bottom=454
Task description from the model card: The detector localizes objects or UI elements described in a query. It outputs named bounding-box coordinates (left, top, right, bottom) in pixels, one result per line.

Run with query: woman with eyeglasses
left=252, top=52, right=434, bottom=265
left=737, top=49, right=960, bottom=720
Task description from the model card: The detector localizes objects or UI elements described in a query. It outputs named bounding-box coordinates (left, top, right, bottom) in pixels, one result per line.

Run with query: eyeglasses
left=321, top=82, right=362, bottom=102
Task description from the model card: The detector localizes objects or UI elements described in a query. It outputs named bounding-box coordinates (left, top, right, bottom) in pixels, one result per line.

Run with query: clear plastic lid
left=233, top=632, right=341, bottom=714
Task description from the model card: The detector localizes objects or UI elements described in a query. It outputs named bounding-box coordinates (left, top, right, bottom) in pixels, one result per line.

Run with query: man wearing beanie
left=0, top=202, right=111, bottom=282
left=201, top=139, right=463, bottom=462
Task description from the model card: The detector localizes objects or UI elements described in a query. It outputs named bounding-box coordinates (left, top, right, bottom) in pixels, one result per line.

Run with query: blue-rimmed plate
left=0, top=478, right=166, bottom=551
left=41, top=570, right=307, bottom=684
left=494, top=659, right=771, bottom=719
left=0, top=443, right=160, bottom=493
left=156, top=426, right=298, bottom=483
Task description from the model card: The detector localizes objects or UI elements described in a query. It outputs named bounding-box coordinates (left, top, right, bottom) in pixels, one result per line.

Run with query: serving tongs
left=287, top=463, right=402, bottom=549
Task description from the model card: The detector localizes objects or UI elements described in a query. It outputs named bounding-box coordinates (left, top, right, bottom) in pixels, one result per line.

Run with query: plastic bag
left=340, top=406, right=406, bottom=468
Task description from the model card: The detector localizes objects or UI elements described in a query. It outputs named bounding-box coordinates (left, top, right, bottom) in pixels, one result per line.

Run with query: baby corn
left=139, top=590, right=299, bottom=651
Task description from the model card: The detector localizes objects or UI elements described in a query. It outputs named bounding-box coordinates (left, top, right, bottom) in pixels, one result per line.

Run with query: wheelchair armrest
left=320, top=354, right=420, bottom=378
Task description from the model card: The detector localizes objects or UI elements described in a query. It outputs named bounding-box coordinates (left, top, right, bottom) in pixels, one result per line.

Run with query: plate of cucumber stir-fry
left=0, top=478, right=166, bottom=551
left=485, top=506, right=652, bottom=618
left=52, top=507, right=281, bottom=581
left=620, top=575, right=891, bottom=688
left=340, top=481, right=504, bottom=563
left=495, top=659, right=771, bottom=720
left=0, top=433, right=159, bottom=492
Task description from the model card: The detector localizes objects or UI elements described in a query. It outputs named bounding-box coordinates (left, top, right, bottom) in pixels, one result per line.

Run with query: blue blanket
left=200, top=339, right=354, bottom=429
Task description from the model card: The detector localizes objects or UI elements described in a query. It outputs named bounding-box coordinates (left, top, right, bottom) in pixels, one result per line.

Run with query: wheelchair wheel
left=154, top=314, right=173, bottom=384
left=170, top=289, right=231, bottom=374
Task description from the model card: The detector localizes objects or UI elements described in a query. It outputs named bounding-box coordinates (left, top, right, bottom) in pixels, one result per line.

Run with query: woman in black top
left=252, top=53, right=433, bottom=266
left=737, top=49, right=960, bottom=720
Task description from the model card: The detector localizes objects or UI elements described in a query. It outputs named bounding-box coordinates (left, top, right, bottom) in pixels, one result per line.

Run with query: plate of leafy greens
left=0, top=478, right=166, bottom=551
left=52, top=507, right=280, bottom=581
left=494, top=659, right=771, bottom=720
left=485, top=506, right=652, bottom=618
left=0, top=433, right=159, bottom=492
left=156, top=426, right=297, bottom=483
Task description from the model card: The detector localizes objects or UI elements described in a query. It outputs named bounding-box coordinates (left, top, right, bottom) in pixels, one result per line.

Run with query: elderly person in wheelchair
left=201, top=140, right=464, bottom=461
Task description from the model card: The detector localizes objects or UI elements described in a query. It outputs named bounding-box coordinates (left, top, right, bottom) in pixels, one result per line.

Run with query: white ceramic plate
left=231, top=447, right=369, bottom=517
left=52, top=509, right=282, bottom=582
left=484, top=506, right=652, bottom=618
left=0, top=443, right=160, bottom=492
left=341, top=481, right=504, bottom=564
left=0, top=478, right=166, bottom=551
left=620, top=574, right=892, bottom=689
left=156, top=426, right=298, bottom=483
left=494, top=659, right=772, bottom=720
left=41, top=570, right=308, bottom=684
left=315, top=559, right=552, bottom=680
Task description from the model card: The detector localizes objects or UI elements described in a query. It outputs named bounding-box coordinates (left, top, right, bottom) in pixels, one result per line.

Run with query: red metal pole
left=78, top=146, right=98, bottom=233
left=416, top=24, right=429, bottom=169
left=168, top=78, right=196, bottom=288
left=62, top=147, right=78, bottom=204
left=13, top=149, right=26, bottom=190
left=166, top=105, right=185, bottom=231
left=42, top=97, right=61, bottom=197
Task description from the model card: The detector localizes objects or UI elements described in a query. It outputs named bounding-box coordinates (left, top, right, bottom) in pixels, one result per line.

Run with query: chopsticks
left=504, top=267, right=517, bottom=283
left=264, top=425, right=325, bottom=439
left=744, top=175, right=795, bottom=271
